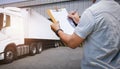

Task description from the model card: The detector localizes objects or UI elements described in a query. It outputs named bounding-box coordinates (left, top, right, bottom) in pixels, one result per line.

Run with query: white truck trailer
left=0, top=7, right=60, bottom=63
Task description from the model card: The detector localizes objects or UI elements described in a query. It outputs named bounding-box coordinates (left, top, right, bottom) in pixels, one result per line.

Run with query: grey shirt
left=74, top=0, right=120, bottom=69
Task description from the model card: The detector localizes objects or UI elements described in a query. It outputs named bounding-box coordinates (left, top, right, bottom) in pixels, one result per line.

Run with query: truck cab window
left=5, top=15, right=10, bottom=27
left=0, top=13, right=4, bottom=30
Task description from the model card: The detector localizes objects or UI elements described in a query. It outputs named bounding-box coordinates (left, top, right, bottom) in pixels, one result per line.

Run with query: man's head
left=92, top=0, right=96, bottom=3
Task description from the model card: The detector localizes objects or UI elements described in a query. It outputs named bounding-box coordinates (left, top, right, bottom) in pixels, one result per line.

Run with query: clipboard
left=47, top=8, right=75, bottom=34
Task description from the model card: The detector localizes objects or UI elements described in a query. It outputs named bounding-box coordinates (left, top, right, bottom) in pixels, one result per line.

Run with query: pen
left=72, top=9, right=78, bottom=15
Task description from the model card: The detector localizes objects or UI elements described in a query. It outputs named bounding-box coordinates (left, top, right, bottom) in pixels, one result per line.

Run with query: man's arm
left=58, top=31, right=84, bottom=49
left=51, top=22, right=84, bottom=49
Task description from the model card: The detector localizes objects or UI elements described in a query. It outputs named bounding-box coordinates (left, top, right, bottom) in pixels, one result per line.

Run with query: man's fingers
left=56, top=21, right=59, bottom=24
left=68, top=14, right=74, bottom=19
left=50, top=24, right=56, bottom=32
left=69, top=11, right=75, bottom=15
left=50, top=22, right=60, bottom=33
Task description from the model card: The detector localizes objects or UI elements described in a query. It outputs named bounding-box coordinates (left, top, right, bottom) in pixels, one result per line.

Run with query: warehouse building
left=0, top=0, right=96, bottom=18
left=0, top=0, right=119, bottom=17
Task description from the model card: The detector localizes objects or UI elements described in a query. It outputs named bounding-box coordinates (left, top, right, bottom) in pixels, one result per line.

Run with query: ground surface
left=0, top=47, right=83, bottom=69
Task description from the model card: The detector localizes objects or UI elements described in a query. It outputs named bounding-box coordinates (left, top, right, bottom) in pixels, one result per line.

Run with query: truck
left=0, top=7, right=60, bottom=63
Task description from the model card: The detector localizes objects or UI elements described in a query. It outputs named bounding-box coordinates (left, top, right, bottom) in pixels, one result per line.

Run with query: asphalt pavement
left=0, top=47, right=83, bottom=69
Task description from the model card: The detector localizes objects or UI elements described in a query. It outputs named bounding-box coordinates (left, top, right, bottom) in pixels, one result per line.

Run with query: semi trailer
left=0, top=7, right=60, bottom=63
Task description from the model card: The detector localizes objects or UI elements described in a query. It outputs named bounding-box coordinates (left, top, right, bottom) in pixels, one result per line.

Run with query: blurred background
left=0, top=0, right=119, bottom=18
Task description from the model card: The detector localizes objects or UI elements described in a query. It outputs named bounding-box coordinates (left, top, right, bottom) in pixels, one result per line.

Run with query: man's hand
left=50, top=22, right=60, bottom=32
left=68, top=11, right=80, bottom=25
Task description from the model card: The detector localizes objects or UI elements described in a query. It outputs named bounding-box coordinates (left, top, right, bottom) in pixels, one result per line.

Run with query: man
left=51, top=0, right=120, bottom=69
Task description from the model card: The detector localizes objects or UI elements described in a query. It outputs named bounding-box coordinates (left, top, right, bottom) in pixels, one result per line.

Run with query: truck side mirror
left=0, top=13, right=3, bottom=30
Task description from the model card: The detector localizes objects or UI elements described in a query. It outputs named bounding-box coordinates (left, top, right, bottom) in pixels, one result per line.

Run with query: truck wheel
left=29, top=43, right=37, bottom=56
left=36, top=42, right=42, bottom=54
left=4, top=47, right=16, bottom=63
left=55, top=42, right=59, bottom=48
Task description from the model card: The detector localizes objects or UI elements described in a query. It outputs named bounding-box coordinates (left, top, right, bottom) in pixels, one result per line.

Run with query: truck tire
left=55, top=42, right=60, bottom=48
left=36, top=42, right=42, bottom=54
left=4, top=47, right=16, bottom=63
left=29, top=43, right=37, bottom=56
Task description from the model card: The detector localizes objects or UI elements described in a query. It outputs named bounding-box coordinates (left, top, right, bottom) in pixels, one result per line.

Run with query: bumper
left=0, top=52, right=4, bottom=60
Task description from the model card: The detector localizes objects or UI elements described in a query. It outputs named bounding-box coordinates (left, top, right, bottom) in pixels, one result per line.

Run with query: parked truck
left=0, top=7, right=60, bottom=63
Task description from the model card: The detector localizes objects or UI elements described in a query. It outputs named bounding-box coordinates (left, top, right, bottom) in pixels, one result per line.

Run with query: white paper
left=50, top=8, right=75, bottom=34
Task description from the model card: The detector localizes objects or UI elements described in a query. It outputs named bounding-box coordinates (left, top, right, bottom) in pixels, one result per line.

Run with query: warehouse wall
left=29, top=0, right=119, bottom=18
left=0, top=0, right=119, bottom=18
left=30, top=1, right=92, bottom=18
left=0, top=0, right=92, bottom=18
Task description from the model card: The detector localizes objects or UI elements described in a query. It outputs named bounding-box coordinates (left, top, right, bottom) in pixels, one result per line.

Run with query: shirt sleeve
left=74, top=9, right=95, bottom=39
